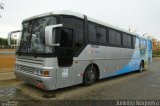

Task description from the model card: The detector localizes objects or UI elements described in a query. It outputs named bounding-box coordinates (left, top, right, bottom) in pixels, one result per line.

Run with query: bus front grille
left=18, top=65, right=35, bottom=74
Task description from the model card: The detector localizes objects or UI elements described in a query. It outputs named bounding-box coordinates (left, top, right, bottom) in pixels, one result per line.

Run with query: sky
left=0, top=0, right=160, bottom=39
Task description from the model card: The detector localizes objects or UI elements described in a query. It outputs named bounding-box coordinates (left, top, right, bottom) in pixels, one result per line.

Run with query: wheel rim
left=87, top=69, right=95, bottom=81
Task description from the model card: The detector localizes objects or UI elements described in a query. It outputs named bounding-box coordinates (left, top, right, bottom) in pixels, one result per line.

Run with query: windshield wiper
left=33, top=49, right=38, bottom=58
left=32, top=45, right=38, bottom=58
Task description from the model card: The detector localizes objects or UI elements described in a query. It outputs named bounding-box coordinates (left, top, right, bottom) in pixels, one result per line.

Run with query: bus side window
left=128, top=35, right=132, bottom=47
left=60, top=17, right=74, bottom=27
left=60, top=28, right=73, bottom=48
left=115, top=31, right=121, bottom=46
left=89, top=23, right=97, bottom=42
left=140, top=39, right=142, bottom=48
left=122, top=34, right=128, bottom=47
left=74, top=19, right=84, bottom=53
left=122, top=34, right=132, bottom=48
left=135, top=38, right=139, bottom=48
left=97, top=26, right=106, bottom=44
left=132, top=36, right=136, bottom=48
left=109, top=29, right=121, bottom=46
left=109, top=29, right=116, bottom=45
left=148, top=40, right=152, bottom=51
left=144, top=40, right=147, bottom=48
left=140, top=39, right=147, bottom=49
left=60, top=17, right=84, bottom=55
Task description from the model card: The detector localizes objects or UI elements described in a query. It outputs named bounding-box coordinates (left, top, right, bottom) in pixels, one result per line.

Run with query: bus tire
left=83, top=65, right=97, bottom=86
left=139, top=61, right=144, bottom=72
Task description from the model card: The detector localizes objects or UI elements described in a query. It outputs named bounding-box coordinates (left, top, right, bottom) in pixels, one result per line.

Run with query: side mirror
left=45, top=24, right=63, bottom=46
left=8, top=30, right=21, bottom=47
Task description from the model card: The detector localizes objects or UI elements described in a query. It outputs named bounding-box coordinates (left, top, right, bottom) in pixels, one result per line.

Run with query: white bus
left=8, top=10, right=152, bottom=90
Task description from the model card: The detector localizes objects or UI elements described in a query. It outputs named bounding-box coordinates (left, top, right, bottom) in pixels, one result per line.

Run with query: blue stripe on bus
left=110, top=49, right=141, bottom=76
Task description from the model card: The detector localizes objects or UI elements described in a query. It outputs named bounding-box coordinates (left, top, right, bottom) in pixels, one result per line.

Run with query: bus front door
left=56, top=27, right=74, bottom=88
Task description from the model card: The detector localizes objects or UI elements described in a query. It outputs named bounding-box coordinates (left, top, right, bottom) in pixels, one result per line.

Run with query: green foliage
left=153, top=51, right=160, bottom=57
left=0, top=37, right=16, bottom=48
left=0, top=37, right=8, bottom=48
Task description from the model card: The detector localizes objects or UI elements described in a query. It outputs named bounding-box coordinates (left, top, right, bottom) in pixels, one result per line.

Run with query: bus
left=8, top=10, right=152, bottom=90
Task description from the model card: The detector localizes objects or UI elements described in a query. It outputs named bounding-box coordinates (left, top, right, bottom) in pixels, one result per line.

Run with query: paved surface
left=0, top=51, right=15, bottom=54
left=0, top=72, right=15, bottom=81
left=0, top=58, right=160, bottom=101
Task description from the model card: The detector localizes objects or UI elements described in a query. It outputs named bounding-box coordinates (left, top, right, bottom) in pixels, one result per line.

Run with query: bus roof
left=23, top=10, right=149, bottom=39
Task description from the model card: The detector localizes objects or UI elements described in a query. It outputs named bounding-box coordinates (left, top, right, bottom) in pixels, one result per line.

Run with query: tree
left=0, top=38, right=8, bottom=48
left=152, top=37, right=160, bottom=56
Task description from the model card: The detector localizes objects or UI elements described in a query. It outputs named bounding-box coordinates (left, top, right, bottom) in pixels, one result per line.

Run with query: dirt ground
left=0, top=49, right=15, bottom=72
left=0, top=49, right=15, bottom=52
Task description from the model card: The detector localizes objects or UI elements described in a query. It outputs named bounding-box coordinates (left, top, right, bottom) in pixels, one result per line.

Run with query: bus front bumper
left=14, top=70, right=56, bottom=91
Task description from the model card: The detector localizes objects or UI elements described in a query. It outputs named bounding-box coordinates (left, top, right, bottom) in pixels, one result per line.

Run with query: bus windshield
left=17, top=16, right=57, bottom=56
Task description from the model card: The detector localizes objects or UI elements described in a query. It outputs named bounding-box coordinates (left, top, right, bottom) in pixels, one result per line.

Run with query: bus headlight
left=34, top=69, right=50, bottom=77
left=35, top=69, right=42, bottom=76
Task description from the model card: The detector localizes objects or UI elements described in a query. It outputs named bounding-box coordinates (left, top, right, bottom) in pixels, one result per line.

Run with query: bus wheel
left=139, top=61, right=144, bottom=72
left=83, top=65, right=97, bottom=86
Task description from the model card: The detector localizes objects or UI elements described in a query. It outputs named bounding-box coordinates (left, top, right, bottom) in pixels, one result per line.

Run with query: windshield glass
left=16, top=16, right=57, bottom=56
